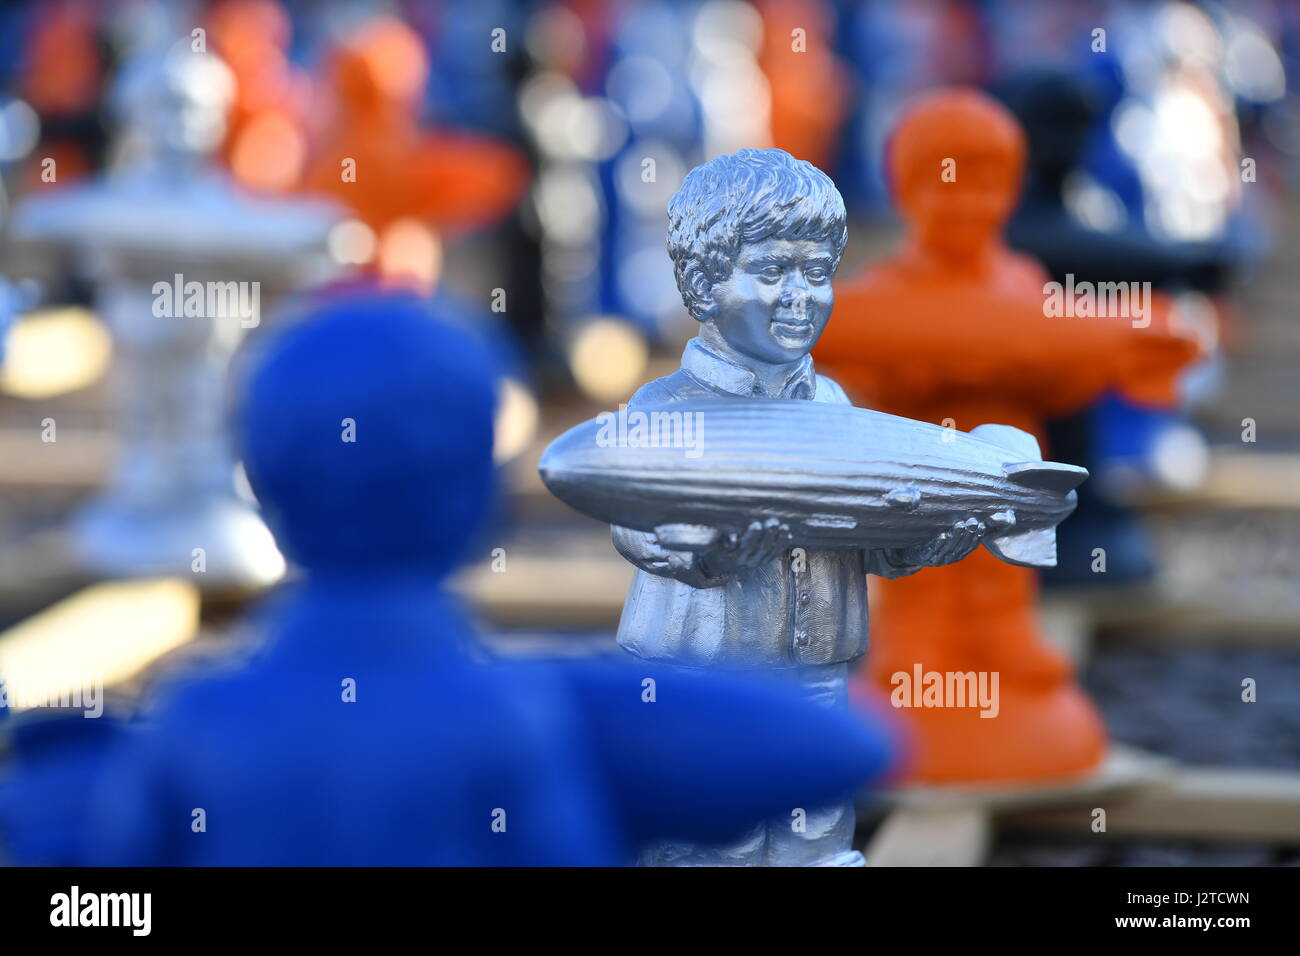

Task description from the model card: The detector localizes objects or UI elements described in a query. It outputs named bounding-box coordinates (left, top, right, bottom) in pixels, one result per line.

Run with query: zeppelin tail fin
left=984, top=527, right=1058, bottom=568
left=970, top=423, right=1089, bottom=494
left=968, top=424, right=1085, bottom=567
left=1003, top=461, right=1089, bottom=493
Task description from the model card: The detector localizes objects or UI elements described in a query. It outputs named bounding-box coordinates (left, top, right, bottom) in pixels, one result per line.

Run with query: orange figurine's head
left=887, top=89, right=1026, bottom=262
left=332, top=16, right=428, bottom=121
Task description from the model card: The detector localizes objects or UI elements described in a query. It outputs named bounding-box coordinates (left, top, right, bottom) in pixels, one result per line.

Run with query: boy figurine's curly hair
left=667, top=148, right=848, bottom=322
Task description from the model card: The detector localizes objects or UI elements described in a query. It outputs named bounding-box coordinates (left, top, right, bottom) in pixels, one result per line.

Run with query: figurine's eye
left=758, top=265, right=783, bottom=281
left=805, top=266, right=829, bottom=282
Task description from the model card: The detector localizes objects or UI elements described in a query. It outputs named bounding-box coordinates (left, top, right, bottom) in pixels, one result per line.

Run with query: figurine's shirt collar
left=681, top=338, right=816, bottom=400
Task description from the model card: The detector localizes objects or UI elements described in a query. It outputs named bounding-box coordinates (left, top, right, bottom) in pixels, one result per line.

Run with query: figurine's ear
left=689, top=275, right=717, bottom=322
left=693, top=291, right=717, bottom=322
left=682, top=265, right=718, bottom=322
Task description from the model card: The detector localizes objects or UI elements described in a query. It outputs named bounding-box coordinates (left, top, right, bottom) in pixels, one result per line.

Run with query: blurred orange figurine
left=756, top=0, right=851, bottom=174
left=816, top=90, right=1201, bottom=783
left=302, top=16, right=529, bottom=291
left=18, top=0, right=103, bottom=188
left=208, top=0, right=312, bottom=194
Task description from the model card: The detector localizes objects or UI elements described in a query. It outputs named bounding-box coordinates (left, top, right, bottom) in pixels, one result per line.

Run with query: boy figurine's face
left=706, top=237, right=837, bottom=366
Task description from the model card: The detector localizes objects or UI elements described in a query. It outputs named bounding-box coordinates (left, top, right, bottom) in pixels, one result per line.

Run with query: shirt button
left=799, top=591, right=810, bottom=606
left=794, top=630, right=808, bottom=647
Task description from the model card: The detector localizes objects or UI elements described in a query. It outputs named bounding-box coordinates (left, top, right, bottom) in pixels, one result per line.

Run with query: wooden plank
left=0, top=306, right=112, bottom=400
left=0, top=429, right=116, bottom=486
left=1038, top=596, right=1093, bottom=666
left=879, top=745, right=1175, bottom=814
left=1146, top=452, right=1300, bottom=511
left=865, top=804, right=992, bottom=867
left=0, top=528, right=92, bottom=618
left=1001, top=765, right=1300, bottom=844
left=455, top=553, right=632, bottom=628
left=0, top=577, right=200, bottom=710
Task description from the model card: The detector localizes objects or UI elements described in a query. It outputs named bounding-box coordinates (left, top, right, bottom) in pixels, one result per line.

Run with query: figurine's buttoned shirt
left=613, top=338, right=914, bottom=670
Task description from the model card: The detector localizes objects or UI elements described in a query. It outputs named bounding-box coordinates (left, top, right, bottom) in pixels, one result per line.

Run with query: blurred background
left=0, top=0, right=1297, bottom=865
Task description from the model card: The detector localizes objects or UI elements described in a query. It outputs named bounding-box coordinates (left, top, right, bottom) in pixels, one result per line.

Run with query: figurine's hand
left=644, top=538, right=699, bottom=575
left=697, top=518, right=792, bottom=578
left=613, top=525, right=699, bottom=575
left=901, top=517, right=985, bottom=567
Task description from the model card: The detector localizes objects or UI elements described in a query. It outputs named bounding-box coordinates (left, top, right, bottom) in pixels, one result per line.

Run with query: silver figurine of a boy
left=612, top=148, right=983, bottom=866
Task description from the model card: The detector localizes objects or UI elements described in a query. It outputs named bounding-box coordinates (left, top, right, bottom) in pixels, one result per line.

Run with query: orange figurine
left=301, top=16, right=529, bottom=291
left=208, top=0, right=312, bottom=194
left=815, top=90, right=1201, bottom=784
left=18, top=0, right=103, bottom=188
left=756, top=0, right=852, bottom=174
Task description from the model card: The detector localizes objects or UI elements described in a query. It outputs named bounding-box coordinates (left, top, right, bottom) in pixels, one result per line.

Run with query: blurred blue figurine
left=5, top=291, right=893, bottom=866
left=0, top=710, right=123, bottom=866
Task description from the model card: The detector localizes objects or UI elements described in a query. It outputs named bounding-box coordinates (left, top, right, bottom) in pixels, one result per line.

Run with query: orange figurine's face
left=888, top=90, right=1027, bottom=261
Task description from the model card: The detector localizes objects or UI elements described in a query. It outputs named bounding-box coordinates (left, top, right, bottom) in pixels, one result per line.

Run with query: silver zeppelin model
left=539, top=398, right=1088, bottom=568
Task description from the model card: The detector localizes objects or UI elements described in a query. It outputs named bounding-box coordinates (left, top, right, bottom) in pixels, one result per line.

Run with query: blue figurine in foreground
left=0, top=292, right=896, bottom=865
left=0, top=711, right=122, bottom=865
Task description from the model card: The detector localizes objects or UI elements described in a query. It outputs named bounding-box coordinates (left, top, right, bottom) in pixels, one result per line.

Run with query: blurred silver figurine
left=11, top=32, right=338, bottom=588
left=540, top=148, right=1087, bottom=866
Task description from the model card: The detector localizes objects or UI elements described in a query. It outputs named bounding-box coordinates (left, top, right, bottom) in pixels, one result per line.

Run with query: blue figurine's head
left=667, top=147, right=847, bottom=366
left=235, top=292, right=498, bottom=580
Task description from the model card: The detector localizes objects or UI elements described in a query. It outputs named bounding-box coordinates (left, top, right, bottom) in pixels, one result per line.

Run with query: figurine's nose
left=780, top=272, right=810, bottom=307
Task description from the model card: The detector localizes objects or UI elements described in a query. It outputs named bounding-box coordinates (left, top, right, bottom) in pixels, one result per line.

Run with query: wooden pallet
left=1001, top=764, right=1300, bottom=845
left=0, top=577, right=201, bottom=711
left=863, top=745, right=1300, bottom=865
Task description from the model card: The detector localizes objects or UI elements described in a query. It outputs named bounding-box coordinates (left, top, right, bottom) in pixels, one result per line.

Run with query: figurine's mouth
left=771, top=317, right=814, bottom=339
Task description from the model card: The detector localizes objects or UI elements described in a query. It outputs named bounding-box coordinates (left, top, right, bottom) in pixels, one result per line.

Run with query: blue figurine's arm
left=0, top=712, right=126, bottom=866
left=556, top=660, right=895, bottom=846
left=80, top=670, right=231, bottom=866
left=82, top=723, right=177, bottom=866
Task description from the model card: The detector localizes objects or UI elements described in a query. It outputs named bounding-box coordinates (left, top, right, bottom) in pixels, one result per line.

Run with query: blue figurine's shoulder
left=90, top=627, right=622, bottom=866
